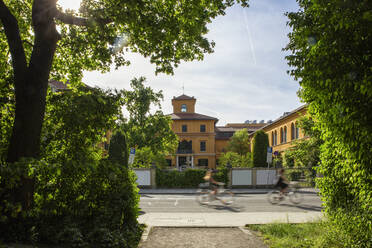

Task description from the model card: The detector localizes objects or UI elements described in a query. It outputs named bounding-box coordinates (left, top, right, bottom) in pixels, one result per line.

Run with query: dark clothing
left=205, top=181, right=218, bottom=190
left=276, top=176, right=288, bottom=189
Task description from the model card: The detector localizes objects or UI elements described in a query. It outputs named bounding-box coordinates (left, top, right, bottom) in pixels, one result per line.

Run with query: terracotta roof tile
left=170, top=113, right=218, bottom=122
left=173, top=94, right=195, bottom=100
left=215, top=126, right=236, bottom=132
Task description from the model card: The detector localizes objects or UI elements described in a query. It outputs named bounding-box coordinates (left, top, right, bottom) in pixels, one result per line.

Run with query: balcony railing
left=176, top=149, right=194, bottom=154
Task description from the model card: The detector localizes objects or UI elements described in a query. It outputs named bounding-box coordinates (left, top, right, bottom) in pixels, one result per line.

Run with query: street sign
left=128, top=147, right=136, bottom=165
left=267, top=147, right=273, bottom=154
left=266, top=147, right=273, bottom=164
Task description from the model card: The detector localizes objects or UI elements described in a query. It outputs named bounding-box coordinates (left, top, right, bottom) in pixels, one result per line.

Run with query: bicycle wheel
left=289, top=190, right=303, bottom=204
left=196, top=189, right=210, bottom=205
left=267, top=190, right=281, bottom=205
left=219, top=190, right=234, bottom=205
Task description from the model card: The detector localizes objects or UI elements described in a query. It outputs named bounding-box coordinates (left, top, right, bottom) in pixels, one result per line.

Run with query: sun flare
left=58, top=0, right=82, bottom=11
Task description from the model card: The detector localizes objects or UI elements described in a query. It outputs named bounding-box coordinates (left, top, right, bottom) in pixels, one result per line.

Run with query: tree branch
left=54, top=9, right=112, bottom=26
left=0, top=0, right=27, bottom=77
left=23, top=39, right=34, bottom=47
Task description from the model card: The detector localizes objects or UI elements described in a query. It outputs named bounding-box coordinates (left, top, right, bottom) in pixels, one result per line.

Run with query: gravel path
left=139, top=227, right=267, bottom=248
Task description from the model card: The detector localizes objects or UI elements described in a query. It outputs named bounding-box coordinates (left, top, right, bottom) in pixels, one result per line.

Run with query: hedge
left=156, top=168, right=229, bottom=188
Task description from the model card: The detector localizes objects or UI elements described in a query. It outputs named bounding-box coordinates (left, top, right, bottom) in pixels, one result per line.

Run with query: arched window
left=295, top=122, right=299, bottom=139
left=181, top=104, right=187, bottom=112
left=291, top=123, right=295, bottom=140
left=280, top=127, right=284, bottom=144
left=274, top=130, right=277, bottom=146
left=284, top=126, right=287, bottom=143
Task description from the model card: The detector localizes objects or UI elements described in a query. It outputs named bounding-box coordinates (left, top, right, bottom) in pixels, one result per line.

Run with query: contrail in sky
left=243, top=9, right=257, bottom=65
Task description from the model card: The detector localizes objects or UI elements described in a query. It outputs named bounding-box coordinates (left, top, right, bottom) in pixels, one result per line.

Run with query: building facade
left=166, top=94, right=266, bottom=169
left=166, top=95, right=218, bottom=168
left=249, top=105, right=308, bottom=155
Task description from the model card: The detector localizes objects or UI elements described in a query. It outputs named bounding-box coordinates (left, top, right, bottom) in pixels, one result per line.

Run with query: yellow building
left=166, top=94, right=266, bottom=168
left=249, top=105, right=308, bottom=155
left=166, top=94, right=218, bottom=168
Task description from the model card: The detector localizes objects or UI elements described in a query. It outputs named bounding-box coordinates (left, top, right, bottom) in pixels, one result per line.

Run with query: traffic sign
left=128, top=148, right=136, bottom=165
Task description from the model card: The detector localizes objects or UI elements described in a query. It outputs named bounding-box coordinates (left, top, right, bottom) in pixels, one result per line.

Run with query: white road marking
left=174, top=199, right=179, bottom=206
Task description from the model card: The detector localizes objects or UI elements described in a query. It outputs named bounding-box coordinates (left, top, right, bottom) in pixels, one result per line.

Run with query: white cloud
left=83, top=0, right=302, bottom=126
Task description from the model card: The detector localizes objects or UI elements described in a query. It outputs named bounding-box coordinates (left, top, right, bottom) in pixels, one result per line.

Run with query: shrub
left=0, top=158, right=143, bottom=247
left=252, top=130, right=269, bottom=167
left=108, top=130, right=129, bottom=167
left=285, top=0, right=372, bottom=246
left=156, top=168, right=229, bottom=188
left=218, top=151, right=253, bottom=168
left=131, top=147, right=168, bottom=168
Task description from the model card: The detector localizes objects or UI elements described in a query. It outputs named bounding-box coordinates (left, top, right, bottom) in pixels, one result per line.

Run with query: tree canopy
left=285, top=0, right=371, bottom=245
left=226, top=128, right=250, bottom=156
left=0, top=0, right=249, bottom=162
left=121, top=77, right=178, bottom=155
left=218, top=151, right=252, bottom=168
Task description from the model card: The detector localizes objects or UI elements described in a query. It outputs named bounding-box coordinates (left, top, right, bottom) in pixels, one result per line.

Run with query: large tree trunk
left=4, top=0, right=60, bottom=210
left=6, top=78, right=48, bottom=162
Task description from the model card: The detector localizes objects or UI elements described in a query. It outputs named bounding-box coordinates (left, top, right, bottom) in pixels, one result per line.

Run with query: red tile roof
left=170, top=113, right=218, bottom=122
left=215, top=126, right=236, bottom=132
left=173, top=94, right=195, bottom=100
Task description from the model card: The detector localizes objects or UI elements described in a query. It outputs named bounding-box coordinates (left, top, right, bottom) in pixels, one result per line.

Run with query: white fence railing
left=256, top=169, right=277, bottom=185
left=133, top=168, right=153, bottom=187
left=231, top=168, right=278, bottom=187
left=133, top=167, right=280, bottom=188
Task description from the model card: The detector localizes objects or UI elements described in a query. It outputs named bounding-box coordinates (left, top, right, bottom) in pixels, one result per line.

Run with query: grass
left=246, top=222, right=343, bottom=248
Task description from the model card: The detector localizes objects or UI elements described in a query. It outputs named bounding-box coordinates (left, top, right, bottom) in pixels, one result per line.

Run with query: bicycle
left=267, top=182, right=304, bottom=205
left=196, top=182, right=234, bottom=205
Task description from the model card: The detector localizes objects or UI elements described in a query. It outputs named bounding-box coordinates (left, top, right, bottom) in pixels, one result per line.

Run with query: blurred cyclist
left=276, top=168, right=289, bottom=197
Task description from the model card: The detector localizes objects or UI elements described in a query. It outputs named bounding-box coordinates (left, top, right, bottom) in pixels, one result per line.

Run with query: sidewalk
left=139, top=187, right=319, bottom=194
left=138, top=211, right=324, bottom=227
left=138, top=212, right=324, bottom=248
left=139, top=227, right=268, bottom=248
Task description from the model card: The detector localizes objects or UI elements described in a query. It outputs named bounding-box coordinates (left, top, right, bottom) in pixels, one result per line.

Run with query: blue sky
left=61, top=0, right=302, bottom=125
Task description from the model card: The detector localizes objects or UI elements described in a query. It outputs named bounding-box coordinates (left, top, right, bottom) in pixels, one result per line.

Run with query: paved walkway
left=139, top=227, right=267, bottom=248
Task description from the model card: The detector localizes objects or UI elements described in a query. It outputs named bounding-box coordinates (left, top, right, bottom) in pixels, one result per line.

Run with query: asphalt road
left=139, top=193, right=323, bottom=213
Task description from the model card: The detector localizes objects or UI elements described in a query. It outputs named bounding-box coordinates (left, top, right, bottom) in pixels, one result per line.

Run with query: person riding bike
left=275, top=168, right=289, bottom=198
left=203, top=169, right=226, bottom=202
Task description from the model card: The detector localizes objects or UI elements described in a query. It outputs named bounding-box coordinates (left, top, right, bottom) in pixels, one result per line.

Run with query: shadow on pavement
left=199, top=203, right=245, bottom=212
left=279, top=203, right=323, bottom=211
left=140, top=194, right=154, bottom=198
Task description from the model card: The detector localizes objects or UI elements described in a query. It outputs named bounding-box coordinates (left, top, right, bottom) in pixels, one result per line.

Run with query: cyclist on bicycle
left=276, top=168, right=289, bottom=197
left=203, top=169, right=222, bottom=197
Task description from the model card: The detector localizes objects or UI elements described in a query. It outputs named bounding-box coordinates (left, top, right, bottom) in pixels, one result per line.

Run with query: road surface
left=139, top=193, right=322, bottom=213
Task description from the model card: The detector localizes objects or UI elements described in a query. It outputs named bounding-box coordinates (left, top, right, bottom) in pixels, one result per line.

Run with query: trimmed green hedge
left=156, top=168, right=229, bottom=188
left=252, top=130, right=269, bottom=167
